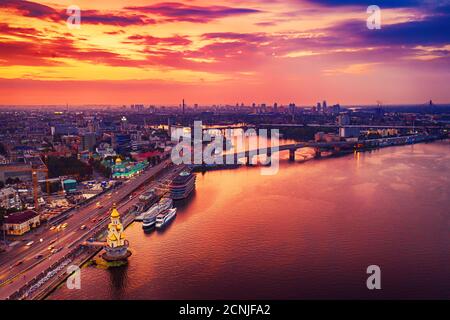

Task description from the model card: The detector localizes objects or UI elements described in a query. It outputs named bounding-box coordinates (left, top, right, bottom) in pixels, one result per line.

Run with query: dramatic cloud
left=125, top=34, right=192, bottom=46
left=201, top=32, right=269, bottom=43
left=0, top=23, right=43, bottom=39
left=0, top=36, right=146, bottom=67
left=0, top=0, right=153, bottom=26
left=0, top=0, right=59, bottom=19
left=0, top=0, right=449, bottom=104
left=305, top=0, right=423, bottom=8
left=79, top=10, right=154, bottom=26
left=331, top=13, right=450, bottom=47
left=124, top=2, right=261, bottom=23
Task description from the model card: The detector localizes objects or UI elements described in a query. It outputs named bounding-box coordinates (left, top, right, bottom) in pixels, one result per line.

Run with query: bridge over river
left=211, top=134, right=434, bottom=165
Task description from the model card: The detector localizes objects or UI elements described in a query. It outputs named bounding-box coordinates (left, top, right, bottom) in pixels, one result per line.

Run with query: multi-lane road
left=0, top=159, right=180, bottom=299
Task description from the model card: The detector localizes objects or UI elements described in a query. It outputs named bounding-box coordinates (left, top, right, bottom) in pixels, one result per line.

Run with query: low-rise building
left=0, top=187, right=21, bottom=210
left=339, top=127, right=361, bottom=138
left=315, top=132, right=341, bottom=142
left=109, top=158, right=148, bottom=179
left=2, top=210, right=40, bottom=236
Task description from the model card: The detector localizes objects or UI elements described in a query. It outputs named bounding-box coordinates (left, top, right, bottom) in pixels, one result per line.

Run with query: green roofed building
left=109, top=158, right=148, bottom=179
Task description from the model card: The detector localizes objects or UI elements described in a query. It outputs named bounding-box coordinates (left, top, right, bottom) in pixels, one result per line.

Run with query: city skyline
left=1, top=0, right=450, bottom=105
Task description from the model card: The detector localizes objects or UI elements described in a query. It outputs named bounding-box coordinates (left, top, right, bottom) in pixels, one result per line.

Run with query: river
left=48, top=140, right=450, bottom=299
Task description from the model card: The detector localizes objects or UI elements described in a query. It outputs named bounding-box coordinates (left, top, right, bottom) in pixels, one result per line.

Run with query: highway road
left=0, top=159, right=180, bottom=299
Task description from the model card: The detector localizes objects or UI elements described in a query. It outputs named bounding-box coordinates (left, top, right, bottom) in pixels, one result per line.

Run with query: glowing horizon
left=1, top=0, right=449, bottom=105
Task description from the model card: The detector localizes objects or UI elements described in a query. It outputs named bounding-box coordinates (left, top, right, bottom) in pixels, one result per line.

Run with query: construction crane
left=31, top=166, right=49, bottom=212
left=0, top=164, right=49, bottom=212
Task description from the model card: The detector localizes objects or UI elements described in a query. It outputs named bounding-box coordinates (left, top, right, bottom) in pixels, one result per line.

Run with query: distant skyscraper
left=120, top=116, right=128, bottom=131
left=322, top=100, right=327, bottom=112
left=182, top=99, right=185, bottom=115
left=317, top=102, right=321, bottom=112
left=288, top=103, right=296, bottom=115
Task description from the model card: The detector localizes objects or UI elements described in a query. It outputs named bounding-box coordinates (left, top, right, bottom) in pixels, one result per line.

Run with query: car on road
left=25, top=241, right=34, bottom=246
left=13, top=260, right=24, bottom=267
left=35, top=254, right=43, bottom=260
left=50, top=226, right=56, bottom=231
left=47, top=245, right=55, bottom=251
left=91, top=218, right=97, bottom=223
left=80, top=225, right=87, bottom=230
left=49, top=239, right=56, bottom=245
left=61, top=223, right=68, bottom=229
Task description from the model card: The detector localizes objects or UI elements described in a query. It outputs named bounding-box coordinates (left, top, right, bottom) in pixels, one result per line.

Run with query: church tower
left=102, top=204, right=131, bottom=262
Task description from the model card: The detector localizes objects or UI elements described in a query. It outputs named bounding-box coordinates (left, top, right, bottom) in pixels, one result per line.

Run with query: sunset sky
left=0, top=0, right=449, bottom=105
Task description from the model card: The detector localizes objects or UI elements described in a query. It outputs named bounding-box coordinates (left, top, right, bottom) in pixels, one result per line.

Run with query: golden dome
left=110, top=204, right=120, bottom=218
left=115, top=157, right=122, bottom=164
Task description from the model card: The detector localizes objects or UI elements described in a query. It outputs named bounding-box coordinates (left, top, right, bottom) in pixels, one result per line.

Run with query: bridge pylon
left=289, top=149, right=296, bottom=162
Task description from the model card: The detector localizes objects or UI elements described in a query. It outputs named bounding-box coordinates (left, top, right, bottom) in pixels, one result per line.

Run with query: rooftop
left=4, top=210, right=39, bottom=224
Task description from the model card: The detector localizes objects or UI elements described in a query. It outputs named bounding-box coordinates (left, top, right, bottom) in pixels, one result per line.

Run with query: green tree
left=46, top=156, right=93, bottom=179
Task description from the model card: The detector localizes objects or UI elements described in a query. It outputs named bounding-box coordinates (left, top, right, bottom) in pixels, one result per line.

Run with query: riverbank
left=38, top=165, right=187, bottom=300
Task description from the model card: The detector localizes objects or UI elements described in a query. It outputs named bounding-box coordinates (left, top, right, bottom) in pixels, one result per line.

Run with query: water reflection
left=49, top=141, right=450, bottom=300
left=108, top=264, right=128, bottom=300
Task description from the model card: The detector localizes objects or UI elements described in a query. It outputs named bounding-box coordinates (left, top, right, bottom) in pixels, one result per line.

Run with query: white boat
left=142, top=214, right=156, bottom=229
left=141, top=197, right=173, bottom=229
left=155, top=208, right=177, bottom=228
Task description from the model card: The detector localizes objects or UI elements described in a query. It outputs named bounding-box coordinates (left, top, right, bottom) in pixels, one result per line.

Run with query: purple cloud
left=125, top=2, right=261, bottom=23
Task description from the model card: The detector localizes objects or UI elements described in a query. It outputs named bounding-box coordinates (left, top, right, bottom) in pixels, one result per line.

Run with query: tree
left=90, top=159, right=112, bottom=178
left=46, top=155, right=93, bottom=179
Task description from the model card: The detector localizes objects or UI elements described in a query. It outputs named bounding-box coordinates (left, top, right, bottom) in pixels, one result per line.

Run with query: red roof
left=4, top=210, right=39, bottom=224
left=132, top=150, right=163, bottom=161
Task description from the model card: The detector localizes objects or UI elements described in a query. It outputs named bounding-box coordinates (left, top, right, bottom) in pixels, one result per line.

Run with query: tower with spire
left=102, top=204, right=131, bottom=262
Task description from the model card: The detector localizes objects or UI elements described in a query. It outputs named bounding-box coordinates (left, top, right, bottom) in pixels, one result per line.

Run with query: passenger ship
left=155, top=208, right=177, bottom=229
left=142, top=197, right=173, bottom=230
left=169, top=170, right=196, bottom=200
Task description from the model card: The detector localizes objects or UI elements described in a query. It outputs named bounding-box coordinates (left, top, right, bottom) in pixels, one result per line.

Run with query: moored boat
left=155, top=208, right=177, bottom=228
left=169, top=170, right=196, bottom=200
left=141, top=197, right=173, bottom=230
